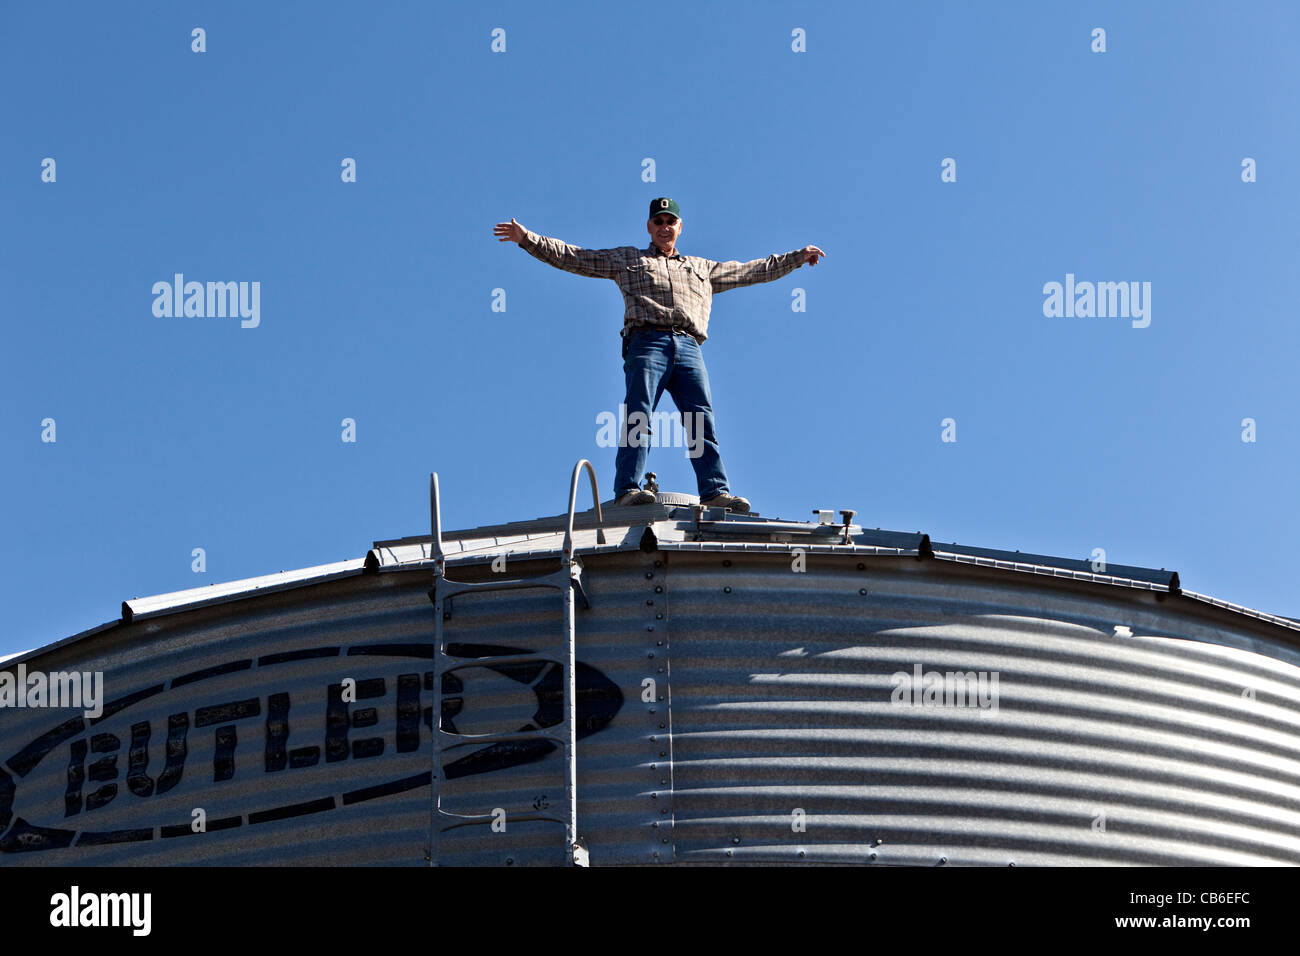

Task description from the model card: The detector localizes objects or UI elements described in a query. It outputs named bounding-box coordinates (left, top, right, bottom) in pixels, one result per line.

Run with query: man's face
left=647, top=214, right=682, bottom=251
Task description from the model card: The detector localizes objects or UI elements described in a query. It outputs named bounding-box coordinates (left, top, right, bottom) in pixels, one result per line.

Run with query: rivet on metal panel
left=649, top=707, right=656, bottom=713
left=1008, top=862, right=1016, bottom=867
left=662, top=838, right=669, bottom=844
left=506, top=858, right=515, bottom=866
left=732, top=836, right=741, bottom=845
left=650, top=735, right=657, bottom=741
left=723, top=586, right=732, bottom=594
left=873, top=838, right=884, bottom=846
left=798, top=851, right=805, bottom=858
left=650, top=763, right=657, bottom=770
left=657, top=667, right=663, bottom=673
left=646, top=599, right=655, bottom=606
left=660, top=779, right=667, bottom=785
left=661, top=808, right=668, bottom=815
left=656, top=612, right=663, bottom=619
left=652, top=821, right=659, bottom=828
left=655, top=586, right=663, bottom=593
left=651, top=793, right=658, bottom=800
left=654, top=559, right=662, bottom=567
left=659, top=722, right=665, bottom=728
left=859, top=588, right=868, bottom=595
left=869, top=852, right=877, bottom=861
left=656, top=639, right=663, bottom=645
left=647, top=625, right=655, bottom=632
left=653, top=851, right=660, bottom=858
left=648, top=652, right=655, bottom=659
left=645, top=572, right=655, bottom=580
left=726, top=850, right=733, bottom=857
left=659, top=751, right=666, bottom=757
left=857, top=563, right=865, bottom=570
left=723, top=559, right=732, bottom=567
left=939, top=857, right=948, bottom=865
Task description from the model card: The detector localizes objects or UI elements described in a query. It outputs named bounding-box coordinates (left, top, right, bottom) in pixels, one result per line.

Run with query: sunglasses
left=651, top=217, right=679, bottom=226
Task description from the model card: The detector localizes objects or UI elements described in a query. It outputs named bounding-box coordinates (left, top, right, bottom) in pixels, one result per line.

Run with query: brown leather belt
left=626, top=324, right=695, bottom=338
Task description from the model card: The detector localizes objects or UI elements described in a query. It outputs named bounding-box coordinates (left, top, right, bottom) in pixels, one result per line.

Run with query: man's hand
left=801, top=245, right=827, bottom=266
left=493, top=218, right=527, bottom=244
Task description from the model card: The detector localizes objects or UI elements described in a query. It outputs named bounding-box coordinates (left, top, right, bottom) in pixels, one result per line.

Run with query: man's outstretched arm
left=708, top=244, right=827, bottom=293
left=493, top=217, right=624, bottom=279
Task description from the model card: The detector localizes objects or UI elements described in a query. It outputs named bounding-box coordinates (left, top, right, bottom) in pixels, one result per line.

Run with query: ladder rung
left=436, top=574, right=569, bottom=598
left=429, top=462, right=596, bottom=867
left=436, top=811, right=566, bottom=829
left=436, top=653, right=554, bottom=669
left=437, top=729, right=565, bottom=747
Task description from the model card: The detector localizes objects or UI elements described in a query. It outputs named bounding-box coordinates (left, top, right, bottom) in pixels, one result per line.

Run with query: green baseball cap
left=648, top=197, right=681, bottom=220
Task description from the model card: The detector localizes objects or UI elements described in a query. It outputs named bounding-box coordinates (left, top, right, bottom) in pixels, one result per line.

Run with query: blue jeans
left=615, top=329, right=730, bottom=499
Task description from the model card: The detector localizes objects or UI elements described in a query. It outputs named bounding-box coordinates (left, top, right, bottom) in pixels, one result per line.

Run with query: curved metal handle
left=430, top=472, right=445, bottom=568
left=563, top=459, right=606, bottom=556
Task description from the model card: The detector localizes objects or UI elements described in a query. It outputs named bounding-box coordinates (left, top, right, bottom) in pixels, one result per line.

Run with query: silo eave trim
left=930, top=550, right=1176, bottom=593
left=368, top=525, right=649, bottom=568
left=655, top=541, right=921, bottom=558
left=370, top=539, right=645, bottom=572
left=1178, top=589, right=1300, bottom=634
left=1, top=617, right=124, bottom=668
left=651, top=540, right=1184, bottom=601
left=930, top=541, right=1178, bottom=589
left=371, top=502, right=693, bottom=550
left=121, top=558, right=368, bottom=623
left=929, top=551, right=1300, bottom=637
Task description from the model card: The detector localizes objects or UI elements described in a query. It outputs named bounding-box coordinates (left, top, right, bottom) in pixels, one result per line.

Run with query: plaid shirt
left=518, top=228, right=807, bottom=343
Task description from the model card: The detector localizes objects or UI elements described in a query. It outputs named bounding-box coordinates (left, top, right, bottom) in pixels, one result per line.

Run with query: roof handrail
left=432, top=463, right=605, bottom=571
left=430, top=472, right=445, bottom=571
left=564, top=459, right=606, bottom=556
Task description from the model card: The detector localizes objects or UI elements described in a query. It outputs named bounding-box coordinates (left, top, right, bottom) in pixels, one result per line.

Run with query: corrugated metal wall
left=0, top=573, right=435, bottom=865
left=0, top=554, right=677, bottom=867
left=432, top=552, right=670, bottom=866
left=4, top=546, right=1299, bottom=865
left=659, top=552, right=1300, bottom=865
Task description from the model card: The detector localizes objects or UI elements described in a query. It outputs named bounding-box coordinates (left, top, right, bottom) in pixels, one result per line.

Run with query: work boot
left=701, top=492, right=751, bottom=514
left=615, top=489, right=656, bottom=507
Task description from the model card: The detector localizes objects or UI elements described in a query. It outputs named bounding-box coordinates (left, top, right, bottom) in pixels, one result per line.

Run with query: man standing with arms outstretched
left=494, top=198, right=825, bottom=511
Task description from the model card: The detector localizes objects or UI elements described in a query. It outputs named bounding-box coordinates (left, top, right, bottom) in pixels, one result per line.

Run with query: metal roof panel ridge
left=18, top=483, right=1300, bottom=665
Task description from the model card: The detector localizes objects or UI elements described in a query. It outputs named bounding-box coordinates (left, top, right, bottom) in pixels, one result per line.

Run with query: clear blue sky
left=2, top=1, right=1297, bottom=657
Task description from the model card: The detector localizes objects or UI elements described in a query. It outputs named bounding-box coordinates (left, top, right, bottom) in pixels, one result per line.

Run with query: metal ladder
left=428, top=459, right=606, bottom=866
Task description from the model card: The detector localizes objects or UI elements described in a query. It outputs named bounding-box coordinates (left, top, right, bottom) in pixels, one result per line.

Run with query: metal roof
left=122, top=559, right=366, bottom=623
left=7, top=494, right=1298, bottom=671
left=6, top=486, right=1300, bottom=866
